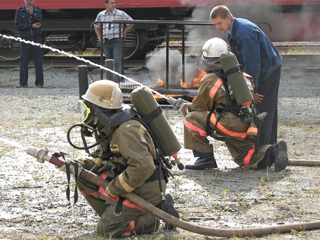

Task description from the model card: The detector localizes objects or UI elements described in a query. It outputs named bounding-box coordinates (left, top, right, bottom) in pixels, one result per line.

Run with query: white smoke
left=179, top=0, right=319, bottom=41
left=145, top=0, right=319, bottom=87
left=146, top=48, right=199, bottom=87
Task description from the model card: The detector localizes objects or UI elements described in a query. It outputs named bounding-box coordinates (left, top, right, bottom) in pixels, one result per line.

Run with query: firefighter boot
left=272, top=140, right=288, bottom=172
left=185, top=157, right=218, bottom=170
left=159, top=194, right=180, bottom=230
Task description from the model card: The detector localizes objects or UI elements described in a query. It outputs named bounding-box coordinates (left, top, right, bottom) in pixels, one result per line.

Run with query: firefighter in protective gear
left=70, top=80, right=179, bottom=238
left=180, top=38, right=288, bottom=171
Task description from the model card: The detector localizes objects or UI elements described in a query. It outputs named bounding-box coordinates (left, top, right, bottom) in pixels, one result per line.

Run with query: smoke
left=145, top=0, right=319, bottom=87
left=179, top=0, right=320, bottom=41
left=146, top=48, right=199, bottom=86
left=185, top=7, right=225, bottom=55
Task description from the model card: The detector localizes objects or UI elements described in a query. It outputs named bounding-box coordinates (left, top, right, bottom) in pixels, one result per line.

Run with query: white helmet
left=202, top=38, right=228, bottom=58
left=82, top=80, right=123, bottom=109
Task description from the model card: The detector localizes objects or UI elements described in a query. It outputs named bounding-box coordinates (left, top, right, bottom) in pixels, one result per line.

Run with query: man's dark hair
left=105, top=0, right=109, bottom=3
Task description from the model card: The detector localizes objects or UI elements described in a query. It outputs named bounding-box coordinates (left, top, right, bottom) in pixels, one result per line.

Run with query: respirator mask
left=79, top=99, right=97, bottom=131
left=66, top=100, right=106, bottom=156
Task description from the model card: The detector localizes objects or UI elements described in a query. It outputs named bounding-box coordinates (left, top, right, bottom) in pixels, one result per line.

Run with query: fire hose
left=27, top=147, right=320, bottom=238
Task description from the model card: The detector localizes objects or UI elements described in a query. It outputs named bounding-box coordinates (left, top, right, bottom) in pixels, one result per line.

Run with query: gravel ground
left=0, top=58, right=320, bottom=240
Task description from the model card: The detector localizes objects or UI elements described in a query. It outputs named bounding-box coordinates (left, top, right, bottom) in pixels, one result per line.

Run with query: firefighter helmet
left=82, top=80, right=123, bottom=109
left=202, top=37, right=228, bottom=58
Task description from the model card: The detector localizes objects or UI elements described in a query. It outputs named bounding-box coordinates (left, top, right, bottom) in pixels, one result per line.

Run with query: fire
left=153, top=94, right=184, bottom=99
left=180, top=68, right=205, bottom=88
left=156, top=68, right=206, bottom=89
left=157, top=78, right=165, bottom=87
left=193, top=68, right=206, bottom=87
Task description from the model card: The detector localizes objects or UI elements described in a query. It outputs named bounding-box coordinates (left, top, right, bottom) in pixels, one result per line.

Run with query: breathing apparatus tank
left=130, top=86, right=181, bottom=157
left=220, top=52, right=253, bottom=108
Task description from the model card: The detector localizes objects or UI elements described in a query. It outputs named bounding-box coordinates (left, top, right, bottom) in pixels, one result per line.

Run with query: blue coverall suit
left=14, top=5, right=44, bottom=87
left=228, top=18, right=282, bottom=150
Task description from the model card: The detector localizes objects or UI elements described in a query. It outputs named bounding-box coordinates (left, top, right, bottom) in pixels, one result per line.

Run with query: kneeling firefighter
left=65, top=80, right=179, bottom=238
left=176, top=38, right=288, bottom=171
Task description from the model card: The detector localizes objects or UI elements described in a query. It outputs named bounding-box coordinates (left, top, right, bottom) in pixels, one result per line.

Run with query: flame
left=153, top=94, right=184, bottom=99
left=180, top=68, right=206, bottom=88
left=156, top=68, right=206, bottom=89
left=157, top=78, right=165, bottom=87
left=193, top=68, right=206, bottom=87
left=180, top=79, right=187, bottom=88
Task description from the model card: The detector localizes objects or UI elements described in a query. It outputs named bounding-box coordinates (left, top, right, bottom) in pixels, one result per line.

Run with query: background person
left=210, top=5, right=282, bottom=148
left=178, top=38, right=287, bottom=171
left=14, top=0, right=44, bottom=88
left=94, top=0, right=134, bottom=82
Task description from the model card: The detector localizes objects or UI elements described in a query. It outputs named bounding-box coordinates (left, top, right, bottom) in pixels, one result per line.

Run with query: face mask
left=79, top=100, right=96, bottom=130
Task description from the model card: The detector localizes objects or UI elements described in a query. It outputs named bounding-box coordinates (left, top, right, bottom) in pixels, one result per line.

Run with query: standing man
left=14, top=0, right=44, bottom=88
left=210, top=5, right=282, bottom=147
left=94, top=0, right=134, bottom=82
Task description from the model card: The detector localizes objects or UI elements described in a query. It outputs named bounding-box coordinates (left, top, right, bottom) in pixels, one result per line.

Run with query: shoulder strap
left=141, top=106, right=162, bottom=124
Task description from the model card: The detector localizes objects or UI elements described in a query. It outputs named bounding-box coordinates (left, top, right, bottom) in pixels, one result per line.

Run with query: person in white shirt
left=94, top=0, right=134, bottom=82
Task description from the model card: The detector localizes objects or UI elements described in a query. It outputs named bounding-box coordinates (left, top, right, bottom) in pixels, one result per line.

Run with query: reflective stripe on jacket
left=183, top=73, right=258, bottom=140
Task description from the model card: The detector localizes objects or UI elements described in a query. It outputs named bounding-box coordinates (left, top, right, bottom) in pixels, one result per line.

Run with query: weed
left=171, top=177, right=181, bottom=197
left=222, top=189, right=228, bottom=199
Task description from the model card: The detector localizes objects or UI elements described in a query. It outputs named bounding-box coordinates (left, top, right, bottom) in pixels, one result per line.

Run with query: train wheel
left=0, top=34, right=20, bottom=61
left=124, top=29, right=139, bottom=60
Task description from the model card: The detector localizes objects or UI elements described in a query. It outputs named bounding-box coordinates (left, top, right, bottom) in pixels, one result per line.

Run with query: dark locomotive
left=0, top=0, right=319, bottom=60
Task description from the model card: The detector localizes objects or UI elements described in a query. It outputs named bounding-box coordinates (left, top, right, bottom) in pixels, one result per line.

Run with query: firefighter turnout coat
left=76, top=119, right=166, bottom=238
left=180, top=72, right=270, bottom=168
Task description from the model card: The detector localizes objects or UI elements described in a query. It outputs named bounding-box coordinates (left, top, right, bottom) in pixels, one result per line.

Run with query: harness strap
left=73, top=163, right=79, bottom=204
left=133, top=116, right=173, bottom=199
left=65, top=162, right=79, bottom=204
left=53, top=151, right=79, bottom=205
left=114, top=197, right=125, bottom=216
left=206, top=102, right=215, bottom=137
left=66, top=162, right=71, bottom=202
left=142, top=106, right=162, bottom=124
left=146, top=166, right=165, bottom=183
left=222, top=64, right=243, bottom=79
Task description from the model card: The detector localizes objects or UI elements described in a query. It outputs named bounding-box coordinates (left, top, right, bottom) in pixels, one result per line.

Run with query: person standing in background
left=14, top=0, right=44, bottom=88
left=94, top=0, right=134, bottom=82
left=210, top=5, right=282, bottom=148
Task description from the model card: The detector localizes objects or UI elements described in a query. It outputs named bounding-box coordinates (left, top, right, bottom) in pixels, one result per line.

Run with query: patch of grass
left=36, top=116, right=57, bottom=125
left=222, top=189, right=228, bottom=199
left=25, top=92, right=38, bottom=99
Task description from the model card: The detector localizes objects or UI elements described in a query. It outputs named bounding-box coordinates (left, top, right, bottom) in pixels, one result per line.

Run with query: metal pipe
left=166, top=24, right=169, bottom=90
left=77, top=65, right=88, bottom=99
left=182, top=25, right=185, bottom=83
left=100, top=23, right=104, bottom=79
left=105, top=59, right=115, bottom=81
left=118, top=23, right=122, bottom=83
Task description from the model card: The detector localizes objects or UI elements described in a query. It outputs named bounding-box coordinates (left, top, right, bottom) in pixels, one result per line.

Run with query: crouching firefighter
left=176, top=38, right=288, bottom=171
left=65, top=80, right=180, bottom=238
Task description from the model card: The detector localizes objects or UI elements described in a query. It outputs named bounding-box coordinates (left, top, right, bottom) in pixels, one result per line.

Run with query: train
left=0, top=0, right=319, bottom=60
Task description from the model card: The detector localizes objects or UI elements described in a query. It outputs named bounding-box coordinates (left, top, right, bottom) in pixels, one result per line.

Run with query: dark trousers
left=19, top=35, right=44, bottom=87
left=256, top=66, right=281, bottom=146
